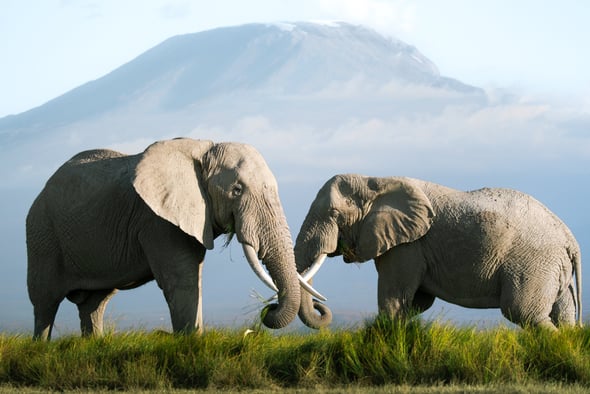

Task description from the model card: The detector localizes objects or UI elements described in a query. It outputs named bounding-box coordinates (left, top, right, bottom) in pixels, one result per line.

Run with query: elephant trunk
left=251, top=217, right=301, bottom=329
left=295, top=245, right=333, bottom=329
left=298, top=278, right=332, bottom=329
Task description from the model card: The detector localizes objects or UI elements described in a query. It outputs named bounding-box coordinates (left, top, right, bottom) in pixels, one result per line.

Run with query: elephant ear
left=133, top=138, right=216, bottom=250
left=356, top=179, right=434, bottom=261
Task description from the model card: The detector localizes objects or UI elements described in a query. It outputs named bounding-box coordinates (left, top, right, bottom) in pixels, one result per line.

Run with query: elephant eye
left=329, top=208, right=339, bottom=218
left=232, top=184, right=243, bottom=197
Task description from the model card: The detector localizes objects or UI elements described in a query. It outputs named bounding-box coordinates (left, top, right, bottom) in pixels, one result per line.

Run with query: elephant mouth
left=327, top=250, right=341, bottom=258
left=342, top=254, right=355, bottom=263
left=330, top=237, right=357, bottom=263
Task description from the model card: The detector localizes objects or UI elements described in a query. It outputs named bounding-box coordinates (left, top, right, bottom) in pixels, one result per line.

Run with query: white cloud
left=159, top=1, right=191, bottom=19
left=318, top=0, right=416, bottom=36
left=184, top=101, right=590, bottom=185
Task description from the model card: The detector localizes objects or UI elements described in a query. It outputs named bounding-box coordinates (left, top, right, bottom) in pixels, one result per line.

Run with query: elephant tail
left=569, top=245, right=583, bottom=326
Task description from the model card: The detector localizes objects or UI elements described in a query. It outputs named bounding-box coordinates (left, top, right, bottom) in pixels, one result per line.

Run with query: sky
left=1, top=0, right=589, bottom=118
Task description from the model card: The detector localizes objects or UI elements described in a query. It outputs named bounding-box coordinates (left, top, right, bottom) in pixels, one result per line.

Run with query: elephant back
left=34, top=149, right=138, bottom=216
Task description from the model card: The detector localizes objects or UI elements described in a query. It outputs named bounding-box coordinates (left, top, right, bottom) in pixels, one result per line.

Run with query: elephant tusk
left=301, top=253, right=327, bottom=282
left=242, top=244, right=279, bottom=292
left=243, top=244, right=327, bottom=301
left=298, top=274, right=328, bottom=301
left=264, top=286, right=328, bottom=303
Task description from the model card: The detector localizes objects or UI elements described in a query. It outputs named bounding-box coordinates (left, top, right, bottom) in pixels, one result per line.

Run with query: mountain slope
left=0, top=22, right=484, bottom=135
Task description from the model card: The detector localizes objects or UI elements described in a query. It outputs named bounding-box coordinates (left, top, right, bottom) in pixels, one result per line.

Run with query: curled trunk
left=248, top=219, right=300, bottom=329
left=295, top=250, right=333, bottom=329
left=298, top=278, right=332, bottom=329
left=262, top=251, right=300, bottom=329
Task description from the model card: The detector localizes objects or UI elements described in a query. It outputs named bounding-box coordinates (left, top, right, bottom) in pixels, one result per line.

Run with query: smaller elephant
left=26, top=138, right=323, bottom=340
left=295, top=174, right=582, bottom=330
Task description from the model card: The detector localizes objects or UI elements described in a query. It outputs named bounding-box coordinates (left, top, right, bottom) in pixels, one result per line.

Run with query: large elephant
left=295, top=174, right=582, bottom=330
left=26, top=138, right=322, bottom=340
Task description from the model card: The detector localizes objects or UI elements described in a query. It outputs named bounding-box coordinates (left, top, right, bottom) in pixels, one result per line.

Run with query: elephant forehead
left=218, top=143, right=267, bottom=168
left=238, top=155, right=272, bottom=175
left=233, top=157, right=276, bottom=184
left=327, top=186, right=356, bottom=210
left=214, top=143, right=278, bottom=188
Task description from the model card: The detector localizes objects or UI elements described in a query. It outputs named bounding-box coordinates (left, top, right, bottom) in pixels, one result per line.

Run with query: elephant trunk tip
left=299, top=300, right=333, bottom=330
left=261, top=303, right=298, bottom=329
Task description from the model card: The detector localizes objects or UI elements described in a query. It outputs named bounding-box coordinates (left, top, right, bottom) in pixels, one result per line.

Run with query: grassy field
left=1, top=317, right=589, bottom=392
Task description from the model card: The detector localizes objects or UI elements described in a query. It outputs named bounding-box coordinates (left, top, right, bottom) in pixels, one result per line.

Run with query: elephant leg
left=28, top=229, right=64, bottom=340
left=163, top=261, right=204, bottom=334
left=32, top=299, right=61, bottom=340
left=29, top=259, right=64, bottom=340
left=500, top=271, right=558, bottom=330
left=550, top=284, right=576, bottom=327
left=195, top=261, right=204, bottom=333
left=374, top=245, right=424, bottom=319
left=70, top=289, right=117, bottom=336
left=141, top=224, right=206, bottom=334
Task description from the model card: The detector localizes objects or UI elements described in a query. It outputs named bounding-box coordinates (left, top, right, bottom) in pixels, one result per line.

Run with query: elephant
left=26, top=138, right=323, bottom=340
left=295, top=174, right=582, bottom=330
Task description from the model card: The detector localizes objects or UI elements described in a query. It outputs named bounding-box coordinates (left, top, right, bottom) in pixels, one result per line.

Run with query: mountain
left=0, top=22, right=485, bottom=139
left=0, top=21, right=491, bottom=190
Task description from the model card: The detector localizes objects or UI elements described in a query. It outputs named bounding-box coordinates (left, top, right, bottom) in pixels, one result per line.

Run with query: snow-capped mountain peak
left=0, top=22, right=483, bottom=136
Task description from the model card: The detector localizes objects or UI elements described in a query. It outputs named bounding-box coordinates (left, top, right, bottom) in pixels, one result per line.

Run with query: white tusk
left=265, top=283, right=327, bottom=304
left=242, top=244, right=279, bottom=292
left=298, top=274, right=328, bottom=301
left=302, top=253, right=327, bottom=282
left=243, top=244, right=327, bottom=301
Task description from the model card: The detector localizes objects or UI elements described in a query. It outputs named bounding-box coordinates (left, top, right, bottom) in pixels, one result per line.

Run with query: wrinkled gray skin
left=296, top=174, right=582, bottom=330
left=27, top=138, right=300, bottom=340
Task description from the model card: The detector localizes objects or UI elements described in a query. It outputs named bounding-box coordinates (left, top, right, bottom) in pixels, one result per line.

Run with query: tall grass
left=1, top=317, right=589, bottom=391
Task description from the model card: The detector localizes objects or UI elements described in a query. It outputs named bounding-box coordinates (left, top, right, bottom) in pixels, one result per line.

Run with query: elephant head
left=133, top=138, right=320, bottom=329
left=294, top=174, right=435, bottom=329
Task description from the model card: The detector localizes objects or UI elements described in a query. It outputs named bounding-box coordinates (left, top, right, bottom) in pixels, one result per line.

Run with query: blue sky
left=1, top=0, right=588, bottom=118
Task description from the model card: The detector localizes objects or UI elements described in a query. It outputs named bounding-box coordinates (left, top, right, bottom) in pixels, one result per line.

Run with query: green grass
left=1, top=317, right=590, bottom=392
